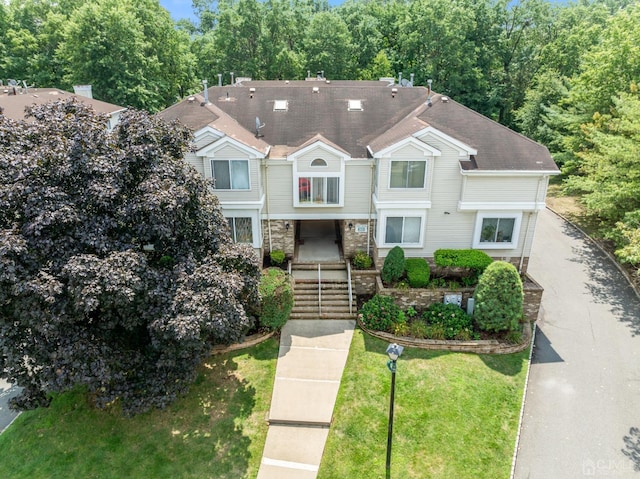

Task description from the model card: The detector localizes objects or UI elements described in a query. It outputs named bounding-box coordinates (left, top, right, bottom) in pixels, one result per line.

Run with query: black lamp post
left=385, top=342, right=404, bottom=479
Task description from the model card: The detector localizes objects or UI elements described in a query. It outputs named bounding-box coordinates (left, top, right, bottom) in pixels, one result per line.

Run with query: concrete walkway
left=514, top=209, right=640, bottom=478
left=0, top=378, right=21, bottom=434
left=257, top=319, right=355, bottom=479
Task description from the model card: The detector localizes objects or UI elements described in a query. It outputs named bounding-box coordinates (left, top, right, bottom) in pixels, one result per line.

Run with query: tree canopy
left=0, top=100, right=260, bottom=414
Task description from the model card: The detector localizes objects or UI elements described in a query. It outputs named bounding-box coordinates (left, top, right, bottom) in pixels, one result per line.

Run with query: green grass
left=0, top=338, right=279, bottom=479
left=318, top=330, right=528, bottom=479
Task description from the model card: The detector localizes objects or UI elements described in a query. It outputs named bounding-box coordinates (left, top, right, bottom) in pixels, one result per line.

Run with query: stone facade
left=351, top=268, right=378, bottom=296
left=341, top=220, right=374, bottom=260
left=262, top=219, right=296, bottom=259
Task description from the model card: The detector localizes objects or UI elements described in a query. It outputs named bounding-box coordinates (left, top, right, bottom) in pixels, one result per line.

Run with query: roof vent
left=187, top=96, right=196, bottom=103
left=249, top=87, right=256, bottom=98
left=441, top=96, right=449, bottom=103
left=312, top=86, right=319, bottom=94
left=391, top=87, right=398, bottom=98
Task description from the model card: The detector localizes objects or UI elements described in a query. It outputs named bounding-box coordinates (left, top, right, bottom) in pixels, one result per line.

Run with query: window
left=274, top=100, right=288, bottom=111
left=385, top=217, right=421, bottom=244
left=390, top=161, right=426, bottom=188
left=348, top=99, right=363, bottom=111
left=211, top=160, right=249, bottom=190
left=227, top=217, right=253, bottom=243
left=298, top=176, right=339, bottom=205
left=311, top=158, right=327, bottom=167
left=473, top=213, right=521, bottom=249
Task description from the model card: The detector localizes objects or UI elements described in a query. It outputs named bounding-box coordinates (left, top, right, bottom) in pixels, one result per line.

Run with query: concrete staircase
left=290, top=262, right=355, bottom=320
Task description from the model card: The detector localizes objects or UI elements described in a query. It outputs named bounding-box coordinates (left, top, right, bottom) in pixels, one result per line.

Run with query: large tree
left=0, top=100, right=260, bottom=414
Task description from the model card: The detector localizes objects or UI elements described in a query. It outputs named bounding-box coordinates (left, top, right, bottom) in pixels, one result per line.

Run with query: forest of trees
left=1, top=0, right=639, bottom=272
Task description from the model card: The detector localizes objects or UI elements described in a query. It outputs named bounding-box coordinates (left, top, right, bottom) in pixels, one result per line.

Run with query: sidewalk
left=257, top=319, right=355, bottom=479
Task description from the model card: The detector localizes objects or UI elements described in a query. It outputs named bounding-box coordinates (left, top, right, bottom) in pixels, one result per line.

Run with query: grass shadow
left=622, top=427, right=640, bottom=472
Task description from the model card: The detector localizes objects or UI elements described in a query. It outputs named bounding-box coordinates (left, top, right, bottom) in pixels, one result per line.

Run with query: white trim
left=378, top=211, right=426, bottom=248
left=414, top=126, right=477, bottom=157
left=217, top=195, right=265, bottom=208
left=294, top=175, right=343, bottom=207
left=210, top=158, right=251, bottom=191
left=388, top=159, right=428, bottom=190
left=288, top=140, right=350, bottom=162
left=261, top=213, right=375, bottom=220
left=458, top=201, right=546, bottom=211
left=460, top=168, right=560, bottom=177
left=193, top=125, right=225, bottom=145
left=196, top=136, right=265, bottom=158
left=472, top=212, right=522, bottom=250
left=373, top=196, right=431, bottom=209
left=371, top=136, right=441, bottom=159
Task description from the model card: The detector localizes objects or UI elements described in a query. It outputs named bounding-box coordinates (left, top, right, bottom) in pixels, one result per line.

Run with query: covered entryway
left=296, top=220, right=341, bottom=262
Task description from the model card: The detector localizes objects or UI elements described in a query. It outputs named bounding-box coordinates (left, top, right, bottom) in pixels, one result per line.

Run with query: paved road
left=0, top=377, right=21, bottom=433
left=515, top=209, right=640, bottom=478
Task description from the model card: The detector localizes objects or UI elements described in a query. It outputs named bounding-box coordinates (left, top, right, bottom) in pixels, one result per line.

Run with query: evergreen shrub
left=359, top=294, right=400, bottom=332
left=473, top=261, right=523, bottom=332
left=270, top=249, right=285, bottom=265
left=422, top=302, right=474, bottom=339
left=382, top=246, right=405, bottom=284
left=405, top=258, right=430, bottom=287
left=352, top=250, right=373, bottom=269
left=259, top=268, right=293, bottom=330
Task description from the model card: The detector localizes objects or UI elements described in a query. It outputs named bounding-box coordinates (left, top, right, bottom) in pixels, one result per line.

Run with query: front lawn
left=319, top=330, right=528, bottom=479
left=0, top=339, right=279, bottom=479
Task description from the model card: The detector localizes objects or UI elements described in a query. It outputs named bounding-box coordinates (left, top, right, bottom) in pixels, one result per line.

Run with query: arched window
left=311, top=158, right=327, bottom=167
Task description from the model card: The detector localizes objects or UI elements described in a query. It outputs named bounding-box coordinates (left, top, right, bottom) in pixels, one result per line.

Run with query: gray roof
left=0, top=88, right=125, bottom=120
left=159, top=80, right=557, bottom=172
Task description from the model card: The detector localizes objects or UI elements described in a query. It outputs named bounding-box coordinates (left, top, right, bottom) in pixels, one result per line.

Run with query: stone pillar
left=341, top=220, right=373, bottom=259
left=262, top=219, right=296, bottom=259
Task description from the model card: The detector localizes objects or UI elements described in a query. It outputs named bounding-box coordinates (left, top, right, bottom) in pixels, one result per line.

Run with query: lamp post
left=385, top=342, right=404, bottom=479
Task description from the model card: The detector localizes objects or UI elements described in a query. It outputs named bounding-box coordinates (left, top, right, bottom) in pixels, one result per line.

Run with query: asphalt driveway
left=514, top=209, right=640, bottom=478
left=0, top=378, right=20, bottom=433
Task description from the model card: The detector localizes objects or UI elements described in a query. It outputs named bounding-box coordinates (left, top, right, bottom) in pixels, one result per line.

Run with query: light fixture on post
left=385, top=343, right=404, bottom=479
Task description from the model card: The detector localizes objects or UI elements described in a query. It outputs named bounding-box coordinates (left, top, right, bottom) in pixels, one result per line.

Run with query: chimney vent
left=73, top=85, right=93, bottom=99
left=398, top=72, right=402, bottom=85
left=217, top=73, right=222, bottom=87
left=202, top=79, right=209, bottom=104
left=230, top=72, right=235, bottom=85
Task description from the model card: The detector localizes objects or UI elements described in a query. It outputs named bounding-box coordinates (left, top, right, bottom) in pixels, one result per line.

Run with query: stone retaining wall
left=357, top=317, right=532, bottom=354
left=351, top=268, right=378, bottom=296
left=373, top=274, right=543, bottom=323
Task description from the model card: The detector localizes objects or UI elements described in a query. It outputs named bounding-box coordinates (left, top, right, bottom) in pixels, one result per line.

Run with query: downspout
left=263, top=158, right=273, bottom=253
left=367, top=158, right=375, bottom=255
left=518, top=175, right=546, bottom=273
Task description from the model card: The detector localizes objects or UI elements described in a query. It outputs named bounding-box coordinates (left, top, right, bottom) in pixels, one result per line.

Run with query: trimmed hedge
left=382, top=246, right=405, bottom=284
left=405, top=258, right=430, bottom=288
left=258, top=268, right=293, bottom=330
left=473, top=261, right=523, bottom=333
left=434, top=249, right=493, bottom=272
left=269, top=249, right=285, bottom=265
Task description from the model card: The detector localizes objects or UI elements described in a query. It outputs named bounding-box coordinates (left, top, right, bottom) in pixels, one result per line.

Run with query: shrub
left=352, top=250, right=373, bottom=269
left=382, top=246, right=405, bottom=284
left=405, top=258, right=430, bottom=288
left=258, top=268, right=294, bottom=330
left=270, top=249, right=285, bottom=265
left=473, top=261, right=523, bottom=333
left=408, top=319, right=430, bottom=339
left=434, top=249, right=493, bottom=271
left=422, top=303, right=474, bottom=340
left=359, top=294, right=401, bottom=332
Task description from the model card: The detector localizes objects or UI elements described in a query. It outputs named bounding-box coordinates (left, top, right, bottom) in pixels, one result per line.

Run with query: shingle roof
left=159, top=81, right=558, bottom=172
left=0, top=88, right=124, bottom=120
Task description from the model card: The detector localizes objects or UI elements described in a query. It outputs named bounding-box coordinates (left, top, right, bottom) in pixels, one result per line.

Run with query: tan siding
left=207, top=157, right=262, bottom=203
left=213, top=144, right=249, bottom=159
left=463, top=176, right=540, bottom=203
left=184, top=152, right=204, bottom=176
left=296, top=148, right=342, bottom=172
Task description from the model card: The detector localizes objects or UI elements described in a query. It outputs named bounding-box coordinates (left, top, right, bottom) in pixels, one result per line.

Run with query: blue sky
left=159, top=0, right=198, bottom=22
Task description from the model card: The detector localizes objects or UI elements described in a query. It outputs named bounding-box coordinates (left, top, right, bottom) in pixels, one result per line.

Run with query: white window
left=389, top=161, right=426, bottom=188
left=211, top=159, right=250, bottom=190
left=298, top=176, right=340, bottom=205
left=311, top=158, right=327, bottom=167
left=227, top=217, right=253, bottom=243
left=384, top=216, right=421, bottom=244
left=473, top=213, right=521, bottom=249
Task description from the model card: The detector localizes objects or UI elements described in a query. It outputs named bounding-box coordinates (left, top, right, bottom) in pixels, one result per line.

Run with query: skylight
left=274, top=100, right=288, bottom=111
left=348, top=99, right=363, bottom=111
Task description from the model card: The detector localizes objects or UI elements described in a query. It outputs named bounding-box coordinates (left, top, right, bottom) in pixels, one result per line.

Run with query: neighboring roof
left=0, top=88, right=125, bottom=120
left=159, top=80, right=558, bottom=172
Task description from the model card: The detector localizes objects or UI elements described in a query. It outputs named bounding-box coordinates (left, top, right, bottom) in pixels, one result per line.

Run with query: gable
left=196, top=136, right=266, bottom=159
